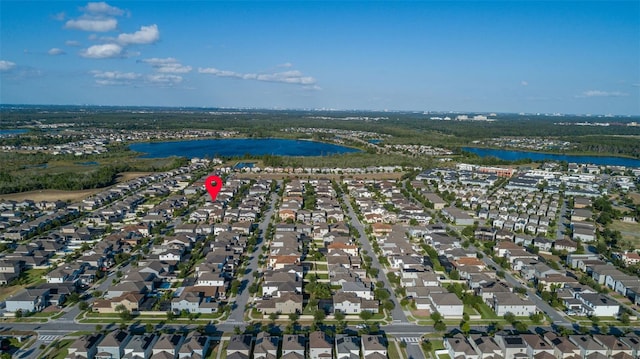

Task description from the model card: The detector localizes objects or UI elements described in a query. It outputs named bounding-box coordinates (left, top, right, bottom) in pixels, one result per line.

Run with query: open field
left=629, top=192, right=640, bottom=205
left=611, top=220, right=640, bottom=247
left=116, top=171, right=153, bottom=182
left=0, top=172, right=151, bottom=202
left=0, top=189, right=101, bottom=202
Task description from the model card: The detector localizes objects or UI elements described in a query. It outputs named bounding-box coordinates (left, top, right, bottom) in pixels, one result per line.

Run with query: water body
left=76, top=161, right=99, bottom=166
left=0, top=129, right=27, bottom=137
left=463, top=147, right=640, bottom=168
left=130, top=138, right=360, bottom=158
left=234, top=162, right=255, bottom=169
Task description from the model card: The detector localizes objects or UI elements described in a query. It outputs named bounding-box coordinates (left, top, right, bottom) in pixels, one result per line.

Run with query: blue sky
left=1, top=1, right=638, bottom=115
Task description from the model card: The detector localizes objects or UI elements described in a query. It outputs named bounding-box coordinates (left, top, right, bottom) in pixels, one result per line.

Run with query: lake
left=129, top=138, right=360, bottom=158
left=0, top=129, right=27, bottom=137
left=463, top=147, right=640, bottom=168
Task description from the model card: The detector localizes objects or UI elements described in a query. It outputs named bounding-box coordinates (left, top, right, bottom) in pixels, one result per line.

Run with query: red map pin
left=204, top=175, right=223, bottom=201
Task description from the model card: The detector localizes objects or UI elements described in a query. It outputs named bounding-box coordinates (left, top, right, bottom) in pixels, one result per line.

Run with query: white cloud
left=142, top=57, right=191, bottom=73
left=146, top=73, right=183, bottom=85
left=521, top=81, right=528, bottom=86
left=48, top=48, right=65, bottom=56
left=82, top=2, right=125, bottom=16
left=577, top=90, right=629, bottom=98
left=198, top=66, right=317, bottom=86
left=65, top=40, right=82, bottom=47
left=92, top=70, right=141, bottom=80
left=65, top=18, right=117, bottom=32
left=81, top=43, right=123, bottom=58
left=0, top=60, right=16, bottom=71
left=117, top=24, right=159, bottom=45
left=91, top=69, right=141, bottom=86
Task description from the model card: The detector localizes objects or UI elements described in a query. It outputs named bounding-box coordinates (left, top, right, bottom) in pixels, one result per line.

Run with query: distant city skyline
left=1, top=1, right=638, bottom=115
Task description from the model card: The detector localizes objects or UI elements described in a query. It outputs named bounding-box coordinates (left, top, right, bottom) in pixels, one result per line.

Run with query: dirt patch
left=117, top=172, right=152, bottom=182
left=628, top=192, right=640, bottom=205
left=411, top=309, right=432, bottom=318
left=0, top=189, right=101, bottom=202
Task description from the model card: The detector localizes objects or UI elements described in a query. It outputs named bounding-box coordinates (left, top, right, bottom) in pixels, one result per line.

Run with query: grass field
left=611, top=220, right=640, bottom=247
left=0, top=172, right=151, bottom=202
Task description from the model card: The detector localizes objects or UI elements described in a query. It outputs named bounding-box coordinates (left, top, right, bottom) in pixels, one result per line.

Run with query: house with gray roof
left=123, top=334, right=157, bottom=359
left=66, top=333, right=103, bottom=359
left=226, top=335, right=253, bottom=359
left=96, top=330, right=131, bottom=359
left=335, top=335, right=360, bottom=359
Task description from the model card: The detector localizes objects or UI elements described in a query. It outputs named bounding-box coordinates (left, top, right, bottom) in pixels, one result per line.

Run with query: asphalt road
left=342, top=194, right=409, bottom=323
left=479, top=254, right=572, bottom=327
left=225, top=188, right=279, bottom=325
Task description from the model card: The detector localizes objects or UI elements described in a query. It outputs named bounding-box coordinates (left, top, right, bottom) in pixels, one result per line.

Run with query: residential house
left=281, top=334, right=306, bottom=359
left=96, top=330, right=131, bottom=359
left=490, top=292, right=538, bottom=317
left=361, top=335, right=387, bottom=359
left=251, top=332, right=278, bottom=359
left=309, top=331, right=333, bottom=359
left=576, top=292, right=620, bottom=317
left=178, top=332, right=210, bottom=359
left=444, top=334, right=478, bottom=359
left=226, top=335, right=254, bottom=359
left=66, top=333, right=103, bottom=359
left=568, top=335, right=608, bottom=358
left=151, top=334, right=184, bottom=358
left=494, top=334, right=528, bottom=358
left=592, top=334, right=634, bottom=358
left=335, top=335, right=360, bottom=359
left=123, top=334, right=157, bottom=359
left=428, top=293, right=464, bottom=318
left=5, top=288, right=49, bottom=313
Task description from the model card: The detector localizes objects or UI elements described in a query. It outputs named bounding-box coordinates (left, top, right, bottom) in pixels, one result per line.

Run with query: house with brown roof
left=361, top=335, right=387, bottom=359
left=256, top=292, right=303, bottom=314
left=444, top=334, right=479, bottom=359
left=592, top=334, right=634, bottom=359
left=281, top=334, right=306, bottom=359
left=309, top=331, right=333, bottom=359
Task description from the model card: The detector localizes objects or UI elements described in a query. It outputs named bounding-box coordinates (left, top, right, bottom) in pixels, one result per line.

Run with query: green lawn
left=388, top=339, right=402, bottom=359
left=476, top=303, right=498, bottom=319
left=43, top=339, right=73, bottom=359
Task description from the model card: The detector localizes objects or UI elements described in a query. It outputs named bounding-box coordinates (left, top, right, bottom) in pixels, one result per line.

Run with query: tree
left=430, top=311, right=442, bottom=322
left=289, top=312, right=300, bottom=322
left=434, top=321, right=447, bottom=332
left=166, top=311, right=175, bottom=321
left=269, top=312, right=278, bottom=323
left=504, top=312, right=516, bottom=324
left=460, top=321, right=471, bottom=335
left=359, top=311, right=374, bottom=321
left=314, top=309, right=326, bottom=322
left=620, top=311, right=630, bottom=325
left=115, top=304, right=131, bottom=321
left=78, top=301, right=89, bottom=311
left=514, top=321, right=528, bottom=333
left=334, top=311, right=346, bottom=322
